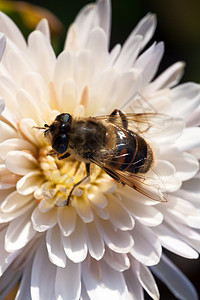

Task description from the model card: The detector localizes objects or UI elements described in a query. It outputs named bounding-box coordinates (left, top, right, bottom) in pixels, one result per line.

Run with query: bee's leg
left=66, top=163, right=90, bottom=206
left=57, top=152, right=71, bottom=160
left=109, top=109, right=128, bottom=129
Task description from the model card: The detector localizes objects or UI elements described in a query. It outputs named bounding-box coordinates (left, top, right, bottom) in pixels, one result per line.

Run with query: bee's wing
left=95, top=113, right=183, bottom=139
left=91, top=158, right=167, bottom=203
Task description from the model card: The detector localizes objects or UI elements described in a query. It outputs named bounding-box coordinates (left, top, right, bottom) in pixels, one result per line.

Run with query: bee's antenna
left=33, top=124, right=49, bottom=130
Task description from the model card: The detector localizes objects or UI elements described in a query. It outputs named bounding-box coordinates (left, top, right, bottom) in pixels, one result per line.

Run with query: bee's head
left=44, top=113, right=72, bottom=154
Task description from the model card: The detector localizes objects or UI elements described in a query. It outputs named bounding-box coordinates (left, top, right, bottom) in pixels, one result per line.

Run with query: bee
left=36, top=109, right=171, bottom=205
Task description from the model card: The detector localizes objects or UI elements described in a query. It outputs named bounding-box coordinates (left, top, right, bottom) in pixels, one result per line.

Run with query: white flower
left=0, top=1, right=200, bottom=299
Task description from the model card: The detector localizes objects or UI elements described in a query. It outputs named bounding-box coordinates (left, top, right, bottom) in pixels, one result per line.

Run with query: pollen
left=34, top=146, right=102, bottom=209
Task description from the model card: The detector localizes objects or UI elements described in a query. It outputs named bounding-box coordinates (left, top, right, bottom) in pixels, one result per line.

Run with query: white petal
left=31, top=207, right=57, bottom=232
left=86, top=27, right=108, bottom=71
left=151, top=254, right=198, bottom=300
left=114, top=35, right=142, bottom=71
left=15, top=260, right=32, bottom=300
left=122, top=199, right=163, bottom=227
left=171, top=82, right=200, bottom=118
left=31, top=240, right=57, bottom=300
left=28, top=31, right=56, bottom=82
left=36, top=18, right=50, bottom=41
left=73, top=196, right=94, bottom=223
left=82, top=258, right=131, bottom=300
left=175, top=127, right=200, bottom=151
left=130, top=221, right=162, bottom=266
left=0, top=263, right=21, bottom=300
left=97, top=218, right=134, bottom=253
left=58, top=206, right=77, bottom=236
left=0, top=12, right=27, bottom=50
left=147, top=61, right=185, bottom=92
left=153, top=222, right=198, bottom=258
left=104, top=247, right=130, bottom=272
left=17, top=171, right=43, bottom=195
left=132, top=13, right=157, bottom=48
left=96, top=0, right=111, bottom=42
left=55, top=258, right=81, bottom=300
left=0, top=97, right=5, bottom=114
left=137, top=263, right=159, bottom=300
left=46, top=225, right=66, bottom=268
left=0, top=121, right=17, bottom=143
left=0, top=138, right=37, bottom=160
left=86, top=220, right=105, bottom=260
left=107, top=194, right=135, bottom=230
left=1, top=190, right=33, bottom=213
left=124, top=268, right=144, bottom=300
left=135, top=42, right=164, bottom=87
left=0, top=33, right=6, bottom=62
left=5, top=209, right=36, bottom=252
left=5, top=150, right=38, bottom=175
left=0, top=227, right=19, bottom=275
left=6, top=49, right=32, bottom=85
left=61, top=216, right=88, bottom=263
left=169, top=151, right=199, bottom=181
left=16, top=89, right=44, bottom=124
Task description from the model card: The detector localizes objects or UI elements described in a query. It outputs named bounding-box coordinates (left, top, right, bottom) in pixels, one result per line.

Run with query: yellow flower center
left=34, top=146, right=103, bottom=210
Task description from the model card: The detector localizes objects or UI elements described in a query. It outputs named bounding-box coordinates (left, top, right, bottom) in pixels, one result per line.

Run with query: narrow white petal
left=82, top=258, right=131, bottom=300
left=55, top=258, right=81, bottom=300
left=0, top=121, right=17, bottom=143
left=1, top=190, right=33, bottom=213
left=86, top=220, right=105, bottom=260
left=104, top=247, right=130, bottom=271
left=62, top=216, right=88, bottom=263
left=31, top=240, right=56, bottom=300
left=171, top=82, right=200, bottom=118
left=130, top=221, right=162, bottom=266
left=73, top=197, right=94, bottom=223
left=0, top=138, right=37, bottom=160
left=97, top=218, right=134, bottom=253
left=147, top=61, right=185, bottom=91
left=0, top=33, right=6, bottom=62
left=17, top=171, right=43, bottom=195
left=0, top=12, right=27, bottom=50
left=96, top=0, right=111, bottom=42
left=135, top=42, right=164, bottom=87
left=16, top=89, right=44, bottom=124
left=5, top=150, right=38, bottom=175
left=0, top=263, right=21, bottom=300
left=151, top=254, right=198, bottom=300
left=124, top=268, right=144, bottom=300
left=31, top=207, right=57, bottom=232
left=114, top=35, right=142, bottom=71
left=28, top=31, right=56, bottom=82
left=15, top=260, right=32, bottom=300
left=5, top=209, right=36, bottom=252
left=58, top=206, right=77, bottom=236
left=46, top=225, right=66, bottom=268
left=137, top=263, right=159, bottom=300
left=175, top=127, right=200, bottom=151
left=132, top=13, right=157, bottom=48
left=0, top=97, right=5, bottom=115
left=36, top=18, right=50, bottom=41
left=107, top=194, right=135, bottom=230
left=153, top=222, right=199, bottom=258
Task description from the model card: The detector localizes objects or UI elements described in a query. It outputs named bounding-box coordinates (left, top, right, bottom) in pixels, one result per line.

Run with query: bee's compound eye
left=52, top=134, right=69, bottom=154
left=56, top=113, right=71, bottom=124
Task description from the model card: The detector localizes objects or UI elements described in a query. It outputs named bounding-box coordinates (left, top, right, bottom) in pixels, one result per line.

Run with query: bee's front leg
left=66, top=163, right=90, bottom=205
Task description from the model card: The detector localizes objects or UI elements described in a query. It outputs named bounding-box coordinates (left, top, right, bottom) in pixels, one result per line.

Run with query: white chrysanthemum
left=0, top=1, right=200, bottom=299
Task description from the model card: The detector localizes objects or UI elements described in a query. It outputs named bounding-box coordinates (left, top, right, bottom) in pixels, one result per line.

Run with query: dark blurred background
left=1, top=1, right=200, bottom=299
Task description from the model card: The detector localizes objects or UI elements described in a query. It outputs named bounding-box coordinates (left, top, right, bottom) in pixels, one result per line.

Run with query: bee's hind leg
left=109, top=109, right=128, bottom=129
left=66, top=163, right=90, bottom=206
